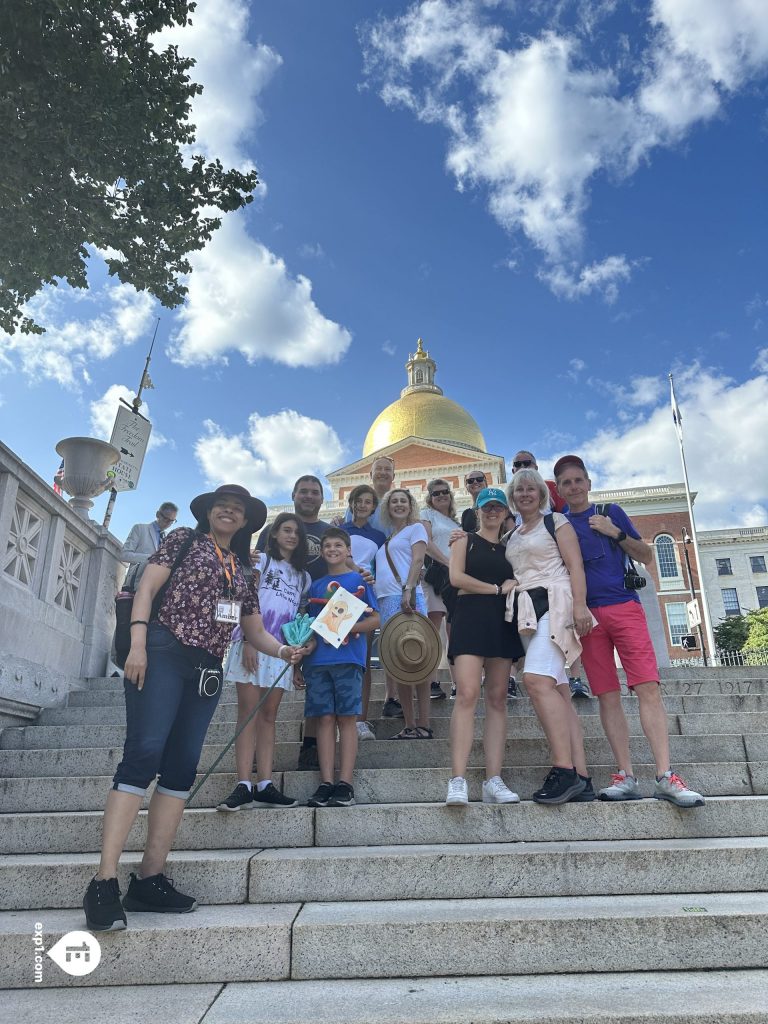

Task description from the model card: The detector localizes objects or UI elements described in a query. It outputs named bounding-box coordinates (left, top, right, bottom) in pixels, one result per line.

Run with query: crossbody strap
left=150, top=533, right=196, bottom=620
left=385, top=536, right=416, bottom=609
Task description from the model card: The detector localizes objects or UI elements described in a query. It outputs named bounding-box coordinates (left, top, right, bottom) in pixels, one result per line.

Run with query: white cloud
left=382, top=340, right=396, bottom=356
left=555, top=363, right=768, bottom=528
left=0, top=282, right=155, bottom=389
left=195, top=410, right=346, bottom=497
left=90, top=384, right=168, bottom=451
left=754, top=348, right=768, bottom=373
left=167, top=216, right=352, bottom=368
left=153, top=0, right=282, bottom=171
left=363, top=0, right=768, bottom=300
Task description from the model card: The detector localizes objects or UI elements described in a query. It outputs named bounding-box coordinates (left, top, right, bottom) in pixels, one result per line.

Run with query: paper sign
left=686, top=599, right=701, bottom=630
left=109, top=405, right=152, bottom=492
left=310, top=585, right=369, bottom=649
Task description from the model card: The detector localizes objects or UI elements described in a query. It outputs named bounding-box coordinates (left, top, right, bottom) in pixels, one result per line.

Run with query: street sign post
left=686, top=598, right=702, bottom=631
left=108, top=406, right=152, bottom=492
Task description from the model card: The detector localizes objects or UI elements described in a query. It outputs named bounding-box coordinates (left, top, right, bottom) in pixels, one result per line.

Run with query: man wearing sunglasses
left=120, top=502, right=178, bottom=590
left=512, top=451, right=567, bottom=514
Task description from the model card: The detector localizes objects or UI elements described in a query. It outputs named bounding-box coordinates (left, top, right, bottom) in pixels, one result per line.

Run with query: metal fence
left=670, top=648, right=768, bottom=668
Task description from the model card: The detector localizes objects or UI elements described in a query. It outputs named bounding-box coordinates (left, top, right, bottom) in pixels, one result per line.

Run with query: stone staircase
left=2, top=666, right=768, bottom=1021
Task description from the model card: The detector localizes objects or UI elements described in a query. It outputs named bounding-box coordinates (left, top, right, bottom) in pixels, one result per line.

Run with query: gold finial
left=415, top=337, right=426, bottom=359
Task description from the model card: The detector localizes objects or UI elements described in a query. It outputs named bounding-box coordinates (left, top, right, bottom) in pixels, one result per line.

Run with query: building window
left=716, top=558, right=733, bottom=576
left=665, top=603, right=689, bottom=646
left=415, top=369, right=424, bottom=383
left=757, top=587, right=768, bottom=609
left=721, top=588, right=740, bottom=617
left=655, top=535, right=680, bottom=580
left=750, top=555, right=767, bottom=574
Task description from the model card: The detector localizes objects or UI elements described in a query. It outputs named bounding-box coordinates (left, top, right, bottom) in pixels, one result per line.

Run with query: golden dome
left=363, top=391, right=487, bottom=456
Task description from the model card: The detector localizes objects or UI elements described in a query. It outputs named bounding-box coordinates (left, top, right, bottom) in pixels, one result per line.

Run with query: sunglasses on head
left=513, top=459, right=534, bottom=469
left=430, top=488, right=450, bottom=497
left=466, top=476, right=485, bottom=484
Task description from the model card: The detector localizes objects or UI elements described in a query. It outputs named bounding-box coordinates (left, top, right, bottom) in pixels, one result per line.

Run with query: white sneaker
left=482, top=776, right=520, bottom=804
left=654, top=770, right=705, bottom=808
left=356, top=721, right=375, bottom=741
left=445, top=777, right=469, bottom=806
left=599, top=770, right=642, bottom=801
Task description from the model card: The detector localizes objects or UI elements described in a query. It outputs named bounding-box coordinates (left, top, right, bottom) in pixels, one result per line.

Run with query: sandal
left=390, top=727, right=419, bottom=740
left=413, top=726, right=434, bottom=739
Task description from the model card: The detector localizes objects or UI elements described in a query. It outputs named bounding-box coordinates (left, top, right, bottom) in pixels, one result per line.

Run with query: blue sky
left=2, top=0, right=767, bottom=541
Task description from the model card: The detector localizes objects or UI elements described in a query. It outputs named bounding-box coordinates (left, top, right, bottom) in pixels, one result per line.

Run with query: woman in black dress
left=446, top=488, right=524, bottom=805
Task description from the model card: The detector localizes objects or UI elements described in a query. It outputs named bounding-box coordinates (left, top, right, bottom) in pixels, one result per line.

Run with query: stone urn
left=55, top=437, right=120, bottom=519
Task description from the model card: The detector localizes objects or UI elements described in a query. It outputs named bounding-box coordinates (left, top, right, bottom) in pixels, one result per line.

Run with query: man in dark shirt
left=460, top=470, right=488, bottom=532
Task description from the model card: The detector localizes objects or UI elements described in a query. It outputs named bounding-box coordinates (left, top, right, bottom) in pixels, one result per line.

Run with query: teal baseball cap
left=476, top=487, right=508, bottom=509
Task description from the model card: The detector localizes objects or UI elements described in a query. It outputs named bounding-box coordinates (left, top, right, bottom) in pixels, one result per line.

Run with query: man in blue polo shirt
left=554, top=455, right=703, bottom=808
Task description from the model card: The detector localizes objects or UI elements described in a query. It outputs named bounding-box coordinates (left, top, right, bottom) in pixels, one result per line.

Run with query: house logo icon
left=47, top=931, right=102, bottom=977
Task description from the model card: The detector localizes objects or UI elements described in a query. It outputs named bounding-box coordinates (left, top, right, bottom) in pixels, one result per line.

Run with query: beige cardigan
left=504, top=569, right=596, bottom=671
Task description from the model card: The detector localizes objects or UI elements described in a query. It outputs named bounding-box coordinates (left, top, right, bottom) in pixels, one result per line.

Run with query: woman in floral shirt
left=83, top=485, right=306, bottom=933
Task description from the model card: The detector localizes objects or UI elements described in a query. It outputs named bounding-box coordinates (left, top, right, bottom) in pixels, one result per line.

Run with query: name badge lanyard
left=210, top=536, right=241, bottom=623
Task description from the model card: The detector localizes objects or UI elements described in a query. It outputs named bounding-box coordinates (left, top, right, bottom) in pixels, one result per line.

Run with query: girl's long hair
left=266, top=513, right=309, bottom=571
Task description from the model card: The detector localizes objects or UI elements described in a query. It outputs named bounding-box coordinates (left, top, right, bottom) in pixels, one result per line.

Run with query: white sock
left=256, top=780, right=271, bottom=792
left=238, top=780, right=253, bottom=791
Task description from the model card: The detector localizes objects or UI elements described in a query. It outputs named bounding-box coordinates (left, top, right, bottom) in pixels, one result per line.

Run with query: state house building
left=267, top=339, right=768, bottom=661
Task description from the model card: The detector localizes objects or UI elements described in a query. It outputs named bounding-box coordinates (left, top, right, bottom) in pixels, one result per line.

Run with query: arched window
left=655, top=534, right=681, bottom=585
left=415, top=369, right=424, bottom=383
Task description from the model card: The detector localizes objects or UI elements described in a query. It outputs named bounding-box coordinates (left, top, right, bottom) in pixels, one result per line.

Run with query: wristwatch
left=614, top=530, right=627, bottom=544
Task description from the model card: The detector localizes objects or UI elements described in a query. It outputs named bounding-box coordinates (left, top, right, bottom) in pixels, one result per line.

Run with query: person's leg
left=449, top=655, right=483, bottom=777
left=481, top=659, right=512, bottom=779
left=414, top=679, right=431, bottom=729
left=254, top=685, right=285, bottom=782
left=234, top=682, right=262, bottom=782
left=358, top=633, right=373, bottom=723
left=315, top=714, right=336, bottom=782
left=557, top=683, right=589, bottom=777
left=428, top=609, right=447, bottom=698
left=337, top=716, right=359, bottom=783
left=97, top=790, right=144, bottom=879
left=633, top=681, right=671, bottom=776
left=579, top=609, right=633, bottom=771
left=525, top=672, right=573, bottom=767
left=596, top=689, right=634, bottom=775
left=140, top=791, right=187, bottom=877
left=397, top=680, right=416, bottom=728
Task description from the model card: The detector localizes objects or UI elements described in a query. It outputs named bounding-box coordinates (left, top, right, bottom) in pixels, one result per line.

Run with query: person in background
left=460, top=470, right=487, bottom=533
left=420, top=478, right=459, bottom=701
left=446, top=487, right=523, bottom=805
left=218, top=513, right=311, bottom=810
left=121, top=503, right=178, bottom=590
left=555, top=455, right=704, bottom=808
left=345, top=484, right=386, bottom=740
left=375, top=489, right=432, bottom=739
left=258, top=475, right=330, bottom=771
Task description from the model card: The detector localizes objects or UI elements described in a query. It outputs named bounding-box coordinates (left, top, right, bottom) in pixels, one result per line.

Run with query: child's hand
left=242, top=641, right=258, bottom=674
left=293, top=667, right=306, bottom=690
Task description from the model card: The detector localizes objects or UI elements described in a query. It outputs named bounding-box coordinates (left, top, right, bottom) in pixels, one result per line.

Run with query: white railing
left=670, top=648, right=768, bottom=668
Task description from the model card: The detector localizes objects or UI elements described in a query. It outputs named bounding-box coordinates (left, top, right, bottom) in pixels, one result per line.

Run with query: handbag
left=423, top=555, right=450, bottom=594
left=114, top=534, right=196, bottom=668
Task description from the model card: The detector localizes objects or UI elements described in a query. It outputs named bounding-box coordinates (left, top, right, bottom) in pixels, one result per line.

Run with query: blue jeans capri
left=112, top=623, right=223, bottom=799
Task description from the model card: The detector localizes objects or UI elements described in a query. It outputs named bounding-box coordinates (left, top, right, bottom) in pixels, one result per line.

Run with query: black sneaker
left=430, top=681, right=447, bottom=701
left=252, top=782, right=299, bottom=808
left=83, top=876, right=126, bottom=931
left=122, top=872, right=197, bottom=913
left=297, top=745, right=319, bottom=771
left=569, top=676, right=591, bottom=699
left=382, top=697, right=404, bottom=718
left=217, top=782, right=254, bottom=811
left=532, top=767, right=587, bottom=805
left=570, top=775, right=597, bottom=802
left=507, top=677, right=518, bottom=699
left=328, top=781, right=355, bottom=807
left=307, top=781, right=335, bottom=807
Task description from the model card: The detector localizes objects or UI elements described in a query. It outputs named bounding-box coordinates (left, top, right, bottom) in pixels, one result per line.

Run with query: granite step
left=8, top=972, right=768, bottom=1022
left=4, top=836, right=767, bottom=911
left=3, top=796, right=764, bottom=856
left=290, top=890, right=768, bottom=979
left=0, top=734, right=752, bottom=778
left=0, top=761, right=755, bottom=814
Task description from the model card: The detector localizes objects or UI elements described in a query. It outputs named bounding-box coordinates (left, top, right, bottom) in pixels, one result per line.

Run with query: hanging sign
left=108, top=405, right=152, bottom=492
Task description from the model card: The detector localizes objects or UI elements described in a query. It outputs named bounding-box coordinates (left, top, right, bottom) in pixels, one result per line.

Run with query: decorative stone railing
left=0, top=441, right=124, bottom=715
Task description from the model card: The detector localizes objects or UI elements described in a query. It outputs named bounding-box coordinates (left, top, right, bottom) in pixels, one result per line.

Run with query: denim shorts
left=303, top=664, right=363, bottom=718
left=112, top=623, right=222, bottom=799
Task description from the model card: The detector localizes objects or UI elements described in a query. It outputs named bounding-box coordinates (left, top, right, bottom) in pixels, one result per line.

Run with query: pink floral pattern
left=148, top=528, right=260, bottom=658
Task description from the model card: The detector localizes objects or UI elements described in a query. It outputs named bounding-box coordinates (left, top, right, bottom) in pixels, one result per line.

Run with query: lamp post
left=681, top=527, right=708, bottom=666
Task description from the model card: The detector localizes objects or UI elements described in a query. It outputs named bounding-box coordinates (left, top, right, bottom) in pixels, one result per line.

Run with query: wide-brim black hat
left=190, top=484, right=267, bottom=535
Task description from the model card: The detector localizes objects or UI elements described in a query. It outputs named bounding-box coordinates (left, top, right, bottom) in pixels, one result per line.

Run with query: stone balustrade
left=0, top=441, right=124, bottom=718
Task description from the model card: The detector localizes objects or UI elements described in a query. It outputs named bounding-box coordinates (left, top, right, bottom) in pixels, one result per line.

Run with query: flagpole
left=103, top=319, right=160, bottom=530
left=669, top=373, right=717, bottom=663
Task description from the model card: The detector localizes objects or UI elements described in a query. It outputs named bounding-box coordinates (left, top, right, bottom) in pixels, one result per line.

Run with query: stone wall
left=0, top=441, right=124, bottom=711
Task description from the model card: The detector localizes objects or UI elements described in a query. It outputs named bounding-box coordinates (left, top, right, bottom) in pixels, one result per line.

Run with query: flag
left=670, top=375, right=683, bottom=442
left=53, top=459, right=65, bottom=496
left=140, top=371, right=155, bottom=390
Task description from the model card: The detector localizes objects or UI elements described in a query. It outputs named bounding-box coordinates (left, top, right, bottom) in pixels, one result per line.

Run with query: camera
left=623, top=569, right=647, bottom=591
left=198, top=666, right=222, bottom=698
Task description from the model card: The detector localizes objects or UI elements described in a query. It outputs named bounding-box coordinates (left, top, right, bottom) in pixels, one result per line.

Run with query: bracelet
left=494, top=584, right=501, bottom=597
left=277, top=644, right=288, bottom=660
left=130, top=620, right=149, bottom=627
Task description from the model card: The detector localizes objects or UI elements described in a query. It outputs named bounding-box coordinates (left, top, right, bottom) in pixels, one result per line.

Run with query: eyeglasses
left=513, top=459, right=534, bottom=469
left=430, top=488, right=450, bottom=498
left=466, top=476, right=485, bottom=485
left=158, top=512, right=176, bottom=523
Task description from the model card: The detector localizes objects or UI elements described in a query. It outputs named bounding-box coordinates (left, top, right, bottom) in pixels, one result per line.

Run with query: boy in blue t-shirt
left=300, top=528, right=379, bottom=807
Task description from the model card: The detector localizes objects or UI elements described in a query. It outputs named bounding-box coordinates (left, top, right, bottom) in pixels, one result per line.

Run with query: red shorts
left=579, top=601, right=658, bottom=696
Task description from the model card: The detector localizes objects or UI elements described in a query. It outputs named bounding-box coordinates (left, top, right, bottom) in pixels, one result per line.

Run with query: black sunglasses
left=513, top=459, right=534, bottom=469
left=430, top=488, right=450, bottom=497
left=466, top=476, right=485, bottom=484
